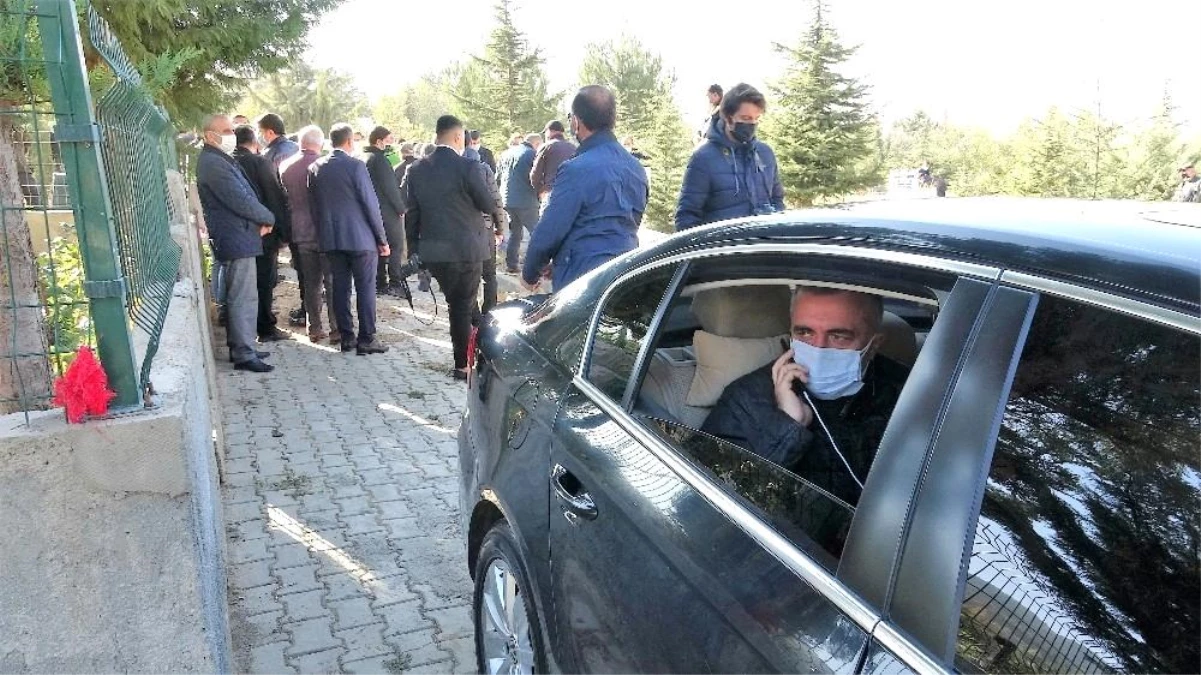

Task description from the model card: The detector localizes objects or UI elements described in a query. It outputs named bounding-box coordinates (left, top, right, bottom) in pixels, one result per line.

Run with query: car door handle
left=551, top=464, right=598, bottom=522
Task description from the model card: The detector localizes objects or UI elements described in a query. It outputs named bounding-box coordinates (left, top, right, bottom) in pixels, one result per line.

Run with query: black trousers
left=427, top=261, right=482, bottom=370
left=376, top=218, right=407, bottom=289
left=289, top=242, right=306, bottom=310
left=255, top=243, right=280, bottom=336
left=328, top=250, right=378, bottom=346
left=481, top=237, right=497, bottom=316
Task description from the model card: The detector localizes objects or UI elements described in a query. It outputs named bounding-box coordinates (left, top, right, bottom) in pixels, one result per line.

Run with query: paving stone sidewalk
left=217, top=281, right=480, bottom=675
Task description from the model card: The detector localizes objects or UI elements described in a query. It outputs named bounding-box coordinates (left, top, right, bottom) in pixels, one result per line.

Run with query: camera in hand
left=398, top=254, right=423, bottom=279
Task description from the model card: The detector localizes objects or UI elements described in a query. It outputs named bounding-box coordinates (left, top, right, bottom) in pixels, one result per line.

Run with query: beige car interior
left=638, top=282, right=924, bottom=429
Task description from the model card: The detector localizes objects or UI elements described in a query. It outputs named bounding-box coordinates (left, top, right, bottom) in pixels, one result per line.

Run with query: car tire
left=473, top=520, right=548, bottom=674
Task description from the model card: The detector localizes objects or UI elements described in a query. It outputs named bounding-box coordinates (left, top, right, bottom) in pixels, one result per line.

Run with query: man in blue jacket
left=196, top=114, right=276, bottom=373
left=496, top=133, right=540, bottom=274
left=675, top=83, right=786, bottom=231
left=309, top=123, right=391, bottom=356
left=522, top=85, right=648, bottom=293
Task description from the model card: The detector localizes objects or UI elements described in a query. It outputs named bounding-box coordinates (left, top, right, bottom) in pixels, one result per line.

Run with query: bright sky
left=307, top=0, right=1201, bottom=138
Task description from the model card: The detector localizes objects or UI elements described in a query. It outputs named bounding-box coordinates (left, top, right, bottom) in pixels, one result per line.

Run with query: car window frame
left=885, top=273, right=1201, bottom=671
left=571, top=241, right=1003, bottom=675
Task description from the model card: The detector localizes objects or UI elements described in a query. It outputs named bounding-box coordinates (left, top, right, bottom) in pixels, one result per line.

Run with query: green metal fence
left=0, top=0, right=180, bottom=420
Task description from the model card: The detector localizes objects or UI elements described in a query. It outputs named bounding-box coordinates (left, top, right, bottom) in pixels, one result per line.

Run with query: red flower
left=51, top=347, right=117, bottom=423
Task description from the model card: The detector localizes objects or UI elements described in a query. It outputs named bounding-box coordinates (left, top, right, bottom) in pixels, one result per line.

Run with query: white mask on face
left=218, top=133, right=237, bottom=154
left=791, top=338, right=874, bottom=400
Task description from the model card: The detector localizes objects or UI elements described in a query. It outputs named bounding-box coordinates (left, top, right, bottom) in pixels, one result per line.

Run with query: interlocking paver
left=220, top=286, right=484, bottom=673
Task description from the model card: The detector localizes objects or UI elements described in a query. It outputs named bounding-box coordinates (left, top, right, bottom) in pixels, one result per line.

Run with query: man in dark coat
left=309, top=123, right=391, bottom=356
left=196, top=114, right=275, bottom=372
left=496, top=133, right=540, bottom=273
left=465, top=141, right=507, bottom=316
left=364, top=126, right=408, bottom=298
left=522, top=86, right=648, bottom=293
left=530, top=119, right=576, bottom=206
left=403, top=114, right=498, bottom=380
left=675, top=83, right=785, bottom=231
left=232, top=124, right=292, bottom=342
left=258, top=112, right=299, bottom=169
left=702, top=288, right=909, bottom=506
left=280, top=125, right=336, bottom=344
left=468, top=130, right=497, bottom=174
left=393, top=142, right=418, bottom=187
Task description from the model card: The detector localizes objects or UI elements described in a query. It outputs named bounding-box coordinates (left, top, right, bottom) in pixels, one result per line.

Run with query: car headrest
left=878, top=311, right=917, bottom=367
left=691, top=285, right=791, bottom=338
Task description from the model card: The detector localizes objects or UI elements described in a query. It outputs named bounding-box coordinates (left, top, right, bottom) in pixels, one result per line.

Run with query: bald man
left=702, top=287, right=910, bottom=505
left=196, top=114, right=275, bottom=372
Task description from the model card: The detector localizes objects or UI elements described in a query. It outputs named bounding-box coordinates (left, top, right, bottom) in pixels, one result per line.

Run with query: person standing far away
left=464, top=132, right=508, bottom=316
left=231, top=113, right=250, bottom=127
left=309, top=123, right=391, bottom=356
left=195, top=114, right=275, bottom=372
left=402, top=115, right=498, bottom=381
left=363, top=126, right=409, bottom=299
left=522, top=85, right=649, bottom=293
left=280, top=125, right=338, bottom=345
left=496, top=132, right=541, bottom=274
left=530, top=119, right=576, bottom=211
left=393, top=142, right=418, bottom=187
left=697, top=84, right=723, bottom=142
left=257, top=112, right=305, bottom=328
left=469, top=130, right=497, bottom=174
left=675, top=82, right=785, bottom=231
left=1175, top=163, right=1201, bottom=202
left=231, top=124, right=293, bottom=344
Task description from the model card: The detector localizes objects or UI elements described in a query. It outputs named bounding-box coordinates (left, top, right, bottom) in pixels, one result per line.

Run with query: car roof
left=655, top=197, right=1201, bottom=316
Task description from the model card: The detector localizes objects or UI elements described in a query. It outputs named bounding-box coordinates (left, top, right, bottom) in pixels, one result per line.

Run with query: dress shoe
left=230, top=350, right=269, bottom=363
left=328, top=332, right=343, bottom=346
left=258, top=327, right=290, bottom=342
left=288, top=307, right=307, bottom=327
left=340, top=342, right=356, bottom=353
left=356, top=340, right=389, bottom=355
left=309, top=331, right=328, bottom=343
left=450, top=368, right=468, bottom=381
left=234, top=359, right=274, bottom=373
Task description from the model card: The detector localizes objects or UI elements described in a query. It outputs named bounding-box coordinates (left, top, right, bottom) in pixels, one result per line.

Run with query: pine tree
left=1122, top=92, right=1185, bottom=200
left=240, top=63, right=368, bottom=132
left=452, top=0, right=561, bottom=142
left=642, top=92, right=690, bottom=232
left=763, top=1, right=878, bottom=206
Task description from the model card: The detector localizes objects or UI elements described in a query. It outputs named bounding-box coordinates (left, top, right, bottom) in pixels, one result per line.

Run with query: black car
left=457, top=198, right=1201, bottom=675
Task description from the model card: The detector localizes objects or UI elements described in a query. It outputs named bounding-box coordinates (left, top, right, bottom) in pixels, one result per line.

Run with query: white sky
left=306, top=0, right=1201, bottom=137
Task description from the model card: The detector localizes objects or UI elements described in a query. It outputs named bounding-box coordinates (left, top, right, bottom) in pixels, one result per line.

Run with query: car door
left=545, top=246, right=1000, bottom=673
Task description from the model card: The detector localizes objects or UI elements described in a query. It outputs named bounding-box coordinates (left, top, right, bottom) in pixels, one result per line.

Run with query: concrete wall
left=0, top=171, right=230, bottom=672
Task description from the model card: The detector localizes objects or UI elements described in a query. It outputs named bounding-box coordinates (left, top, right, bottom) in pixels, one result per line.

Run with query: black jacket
left=393, top=156, right=417, bottom=187
left=701, top=356, right=910, bottom=505
left=364, top=146, right=405, bottom=229
left=479, top=146, right=497, bottom=174
left=232, top=147, right=291, bottom=247
left=403, top=146, right=497, bottom=264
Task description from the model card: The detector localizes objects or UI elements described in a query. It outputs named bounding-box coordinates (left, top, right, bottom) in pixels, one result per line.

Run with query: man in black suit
left=403, top=115, right=499, bottom=380
left=232, top=124, right=292, bottom=343
left=364, top=125, right=408, bottom=298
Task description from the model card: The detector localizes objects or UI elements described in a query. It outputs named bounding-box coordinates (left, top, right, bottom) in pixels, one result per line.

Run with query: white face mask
left=218, top=133, right=237, bottom=154
left=791, top=338, right=874, bottom=401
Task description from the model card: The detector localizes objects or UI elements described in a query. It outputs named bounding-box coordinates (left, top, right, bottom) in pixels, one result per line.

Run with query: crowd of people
left=193, top=80, right=811, bottom=377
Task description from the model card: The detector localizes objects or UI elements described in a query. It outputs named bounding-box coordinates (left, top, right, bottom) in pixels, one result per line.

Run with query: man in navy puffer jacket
left=675, top=83, right=785, bottom=231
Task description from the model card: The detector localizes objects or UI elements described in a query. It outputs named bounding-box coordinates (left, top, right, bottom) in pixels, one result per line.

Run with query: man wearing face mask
left=701, top=287, right=909, bottom=505
left=195, top=113, right=276, bottom=373
left=675, top=82, right=786, bottom=231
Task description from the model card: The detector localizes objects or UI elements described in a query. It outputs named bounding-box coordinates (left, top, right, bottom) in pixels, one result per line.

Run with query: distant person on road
left=522, top=85, right=649, bottom=293
left=403, top=115, right=498, bottom=381
left=364, top=126, right=409, bottom=299
left=232, top=124, right=292, bottom=344
left=934, top=175, right=948, bottom=197
left=697, top=84, right=723, bottom=142
left=675, top=83, right=785, bottom=231
left=280, top=126, right=337, bottom=344
left=497, top=133, right=540, bottom=274
left=310, top=123, right=391, bottom=356
left=196, top=114, right=275, bottom=373
left=530, top=120, right=575, bottom=207
left=1175, top=163, right=1200, bottom=203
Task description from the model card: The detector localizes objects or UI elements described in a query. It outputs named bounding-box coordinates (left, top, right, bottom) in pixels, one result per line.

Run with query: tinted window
left=586, top=265, right=675, bottom=402
left=957, top=297, right=1200, bottom=674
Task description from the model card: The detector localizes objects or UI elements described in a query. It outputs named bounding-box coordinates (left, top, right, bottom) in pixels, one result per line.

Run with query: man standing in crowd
left=364, top=126, right=408, bottom=298
left=232, top=124, right=292, bottom=343
left=468, top=130, right=497, bottom=174
left=393, top=142, right=418, bottom=186
left=675, top=82, right=785, bottom=231
left=258, top=113, right=299, bottom=168
left=522, top=85, right=648, bottom=293
left=530, top=119, right=575, bottom=207
left=465, top=135, right=508, bottom=316
left=310, top=123, right=390, bottom=356
left=280, top=125, right=337, bottom=345
left=231, top=114, right=250, bottom=127
left=196, top=114, right=275, bottom=373
left=496, top=132, right=540, bottom=274
left=697, top=84, right=723, bottom=142
left=1176, top=163, right=1200, bottom=202
left=403, top=115, right=497, bottom=381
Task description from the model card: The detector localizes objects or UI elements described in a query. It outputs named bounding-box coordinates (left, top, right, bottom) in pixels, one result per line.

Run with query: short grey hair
left=792, top=286, right=884, bottom=333
left=297, top=125, right=324, bottom=149
left=525, top=133, right=542, bottom=145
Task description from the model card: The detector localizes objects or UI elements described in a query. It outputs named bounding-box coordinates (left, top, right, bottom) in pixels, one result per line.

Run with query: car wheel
left=473, top=521, right=547, bottom=674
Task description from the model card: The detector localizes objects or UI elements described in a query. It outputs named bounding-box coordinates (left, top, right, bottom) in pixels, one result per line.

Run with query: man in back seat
left=701, top=287, right=909, bottom=505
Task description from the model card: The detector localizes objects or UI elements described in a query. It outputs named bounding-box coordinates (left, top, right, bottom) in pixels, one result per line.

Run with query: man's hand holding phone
left=771, top=348, right=813, bottom=427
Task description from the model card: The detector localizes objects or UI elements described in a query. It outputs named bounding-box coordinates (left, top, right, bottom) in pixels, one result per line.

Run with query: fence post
left=37, top=0, right=140, bottom=408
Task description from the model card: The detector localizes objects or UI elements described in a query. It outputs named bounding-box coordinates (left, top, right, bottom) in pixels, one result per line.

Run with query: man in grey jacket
left=196, top=113, right=275, bottom=372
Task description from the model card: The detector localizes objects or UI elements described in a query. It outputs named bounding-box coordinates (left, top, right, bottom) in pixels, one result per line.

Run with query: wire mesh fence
left=0, top=0, right=180, bottom=420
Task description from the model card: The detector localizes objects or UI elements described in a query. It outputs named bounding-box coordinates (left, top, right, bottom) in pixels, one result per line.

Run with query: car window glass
left=586, top=265, right=676, bottom=402
left=956, top=296, right=1200, bottom=675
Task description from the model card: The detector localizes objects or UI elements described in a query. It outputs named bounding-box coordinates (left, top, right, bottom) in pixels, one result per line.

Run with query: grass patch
left=270, top=467, right=312, bottom=497
left=383, top=652, right=413, bottom=674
